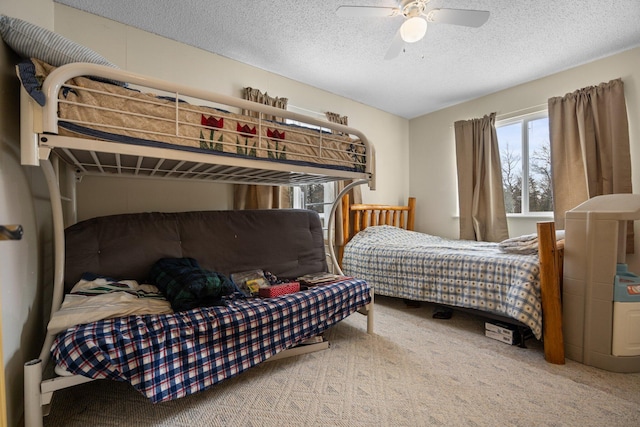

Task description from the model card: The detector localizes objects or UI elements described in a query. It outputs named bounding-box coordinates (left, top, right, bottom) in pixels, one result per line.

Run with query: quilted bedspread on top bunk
left=18, top=58, right=366, bottom=172
left=52, top=277, right=370, bottom=403
left=341, top=226, right=543, bottom=339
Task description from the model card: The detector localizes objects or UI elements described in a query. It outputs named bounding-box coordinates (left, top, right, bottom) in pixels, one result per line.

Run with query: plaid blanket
left=342, top=226, right=543, bottom=339
left=51, top=277, right=370, bottom=403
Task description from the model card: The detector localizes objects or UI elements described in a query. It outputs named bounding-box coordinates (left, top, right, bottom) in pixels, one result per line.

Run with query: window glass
left=497, top=122, right=522, bottom=213
left=527, top=117, right=553, bottom=212
left=497, top=113, right=552, bottom=215
left=293, top=183, right=336, bottom=231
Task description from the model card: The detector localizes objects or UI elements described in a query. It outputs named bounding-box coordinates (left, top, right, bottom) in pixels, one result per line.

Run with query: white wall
left=409, top=47, right=640, bottom=271
left=52, top=4, right=411, bottom=220
left=76, top=176, right=232, bottom=221
left=0, top=2, right=55, bottom=426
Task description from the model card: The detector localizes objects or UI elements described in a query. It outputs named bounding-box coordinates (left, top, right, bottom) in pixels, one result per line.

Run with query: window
left=292, top=183, right=336, bottom=234
left=285, top=105, right=337, bottom=238
left=285, top=104, right=332, bottom=133
left=290, top=182, right=338, bottom=272
left=293, top=182, right=338, bottom=272
left=497, top=112, right=553, bottom=215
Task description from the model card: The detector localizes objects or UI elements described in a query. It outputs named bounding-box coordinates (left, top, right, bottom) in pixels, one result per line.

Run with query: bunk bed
left=17, top=57, right=376, bottom=427
left=339, top=196, right=565, bottom=364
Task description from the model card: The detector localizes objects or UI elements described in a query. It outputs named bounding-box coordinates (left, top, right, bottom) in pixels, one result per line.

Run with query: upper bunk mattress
left=18, top=58, right=367, bottom=173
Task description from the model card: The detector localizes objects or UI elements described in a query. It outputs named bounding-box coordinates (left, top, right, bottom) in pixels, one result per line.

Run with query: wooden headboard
left=338, top=195, right=416, bottom=265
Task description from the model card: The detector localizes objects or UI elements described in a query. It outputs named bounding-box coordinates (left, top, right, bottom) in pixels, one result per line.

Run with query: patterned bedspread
left=342, top=226, right=543, bottom=339
left=51, top=277, right=370, bottom=403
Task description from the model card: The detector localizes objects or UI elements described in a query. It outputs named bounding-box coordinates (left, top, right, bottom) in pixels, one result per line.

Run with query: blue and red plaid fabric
left=51, top=277, right=370, bottom=403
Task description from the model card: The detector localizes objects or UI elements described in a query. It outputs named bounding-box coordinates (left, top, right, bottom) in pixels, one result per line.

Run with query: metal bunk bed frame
left=19, top=63, right=376, bottom=427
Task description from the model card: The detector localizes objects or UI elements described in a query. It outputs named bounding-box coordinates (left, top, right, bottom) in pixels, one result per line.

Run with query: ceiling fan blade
left=336, top=6, right=399, bottom=17
left=426, top=8, right=490, bottom=27
left=384, top=29, right=405, bottom=60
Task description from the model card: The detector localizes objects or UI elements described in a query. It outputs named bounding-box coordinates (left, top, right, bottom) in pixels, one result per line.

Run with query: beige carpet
left=43, top=296, right=640, bottom=426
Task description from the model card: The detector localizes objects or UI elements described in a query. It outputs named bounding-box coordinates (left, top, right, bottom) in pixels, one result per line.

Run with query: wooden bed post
left=537, top=221, right=565, bottom=365
left=407, top=197, right=416, bottom=230
left=338, top=194, right=351, bottom=267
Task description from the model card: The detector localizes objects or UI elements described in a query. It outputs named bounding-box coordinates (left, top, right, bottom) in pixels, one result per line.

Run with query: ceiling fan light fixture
left=400, top=16, right=427, bottom=43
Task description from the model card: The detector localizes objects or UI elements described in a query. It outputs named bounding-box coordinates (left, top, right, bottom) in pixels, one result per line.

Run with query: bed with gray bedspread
left=342, top=225, right=542, bottom=339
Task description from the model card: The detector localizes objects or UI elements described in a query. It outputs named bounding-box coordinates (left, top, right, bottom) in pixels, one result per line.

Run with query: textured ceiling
left=54, top=0, right=640, bottom=119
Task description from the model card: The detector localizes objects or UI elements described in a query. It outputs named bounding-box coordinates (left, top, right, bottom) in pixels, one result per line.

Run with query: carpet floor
left=43, top=296, right=640, bottom=426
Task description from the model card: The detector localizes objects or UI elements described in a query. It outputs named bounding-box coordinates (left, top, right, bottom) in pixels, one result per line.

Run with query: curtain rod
left=496, top=103, right=548, bottom=121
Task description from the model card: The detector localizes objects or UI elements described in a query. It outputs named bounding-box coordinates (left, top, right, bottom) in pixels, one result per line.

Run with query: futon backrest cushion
left=64, top=210, right=327, bottom=292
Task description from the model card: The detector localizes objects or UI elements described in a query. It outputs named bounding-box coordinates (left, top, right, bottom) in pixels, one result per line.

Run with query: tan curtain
left=325, top=111, right=348, bottom=134
left=325, top=112, right=362, bottom=250
left=243, top=87, right=288, bottom=121
left=548, top=78, right=633, bottom=251
left=234, top=87, right=290, bottom=209
left=233, top=185, right=288, bottom=210
left=454, top=113, right=509, bottom=242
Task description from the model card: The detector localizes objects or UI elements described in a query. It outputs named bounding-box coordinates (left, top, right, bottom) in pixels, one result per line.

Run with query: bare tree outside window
left=529, top=141, right=553, bottom=212
left=292, top=182, right=336, bottom=241
left=304, top=183, right=327, bottom=216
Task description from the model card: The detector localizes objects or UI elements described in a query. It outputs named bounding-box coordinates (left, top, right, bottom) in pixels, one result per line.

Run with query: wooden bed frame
left=339, top=195, right=565, bottom=365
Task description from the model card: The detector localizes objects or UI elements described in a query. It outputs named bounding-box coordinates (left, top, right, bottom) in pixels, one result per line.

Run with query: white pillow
left=0, top=14, right=117, bottom=68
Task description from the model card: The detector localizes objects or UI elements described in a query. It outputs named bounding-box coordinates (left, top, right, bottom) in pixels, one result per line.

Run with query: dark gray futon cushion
left=64, top=209, right=328, bottom=292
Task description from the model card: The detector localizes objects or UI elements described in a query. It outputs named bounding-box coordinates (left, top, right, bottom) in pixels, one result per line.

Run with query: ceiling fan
left=336, top=0, right=490, bottom=59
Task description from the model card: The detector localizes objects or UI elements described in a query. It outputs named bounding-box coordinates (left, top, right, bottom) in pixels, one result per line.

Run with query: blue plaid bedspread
left=342, top=226, right=543, bottom=339
left=51, top=278, right=370, bottom=403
